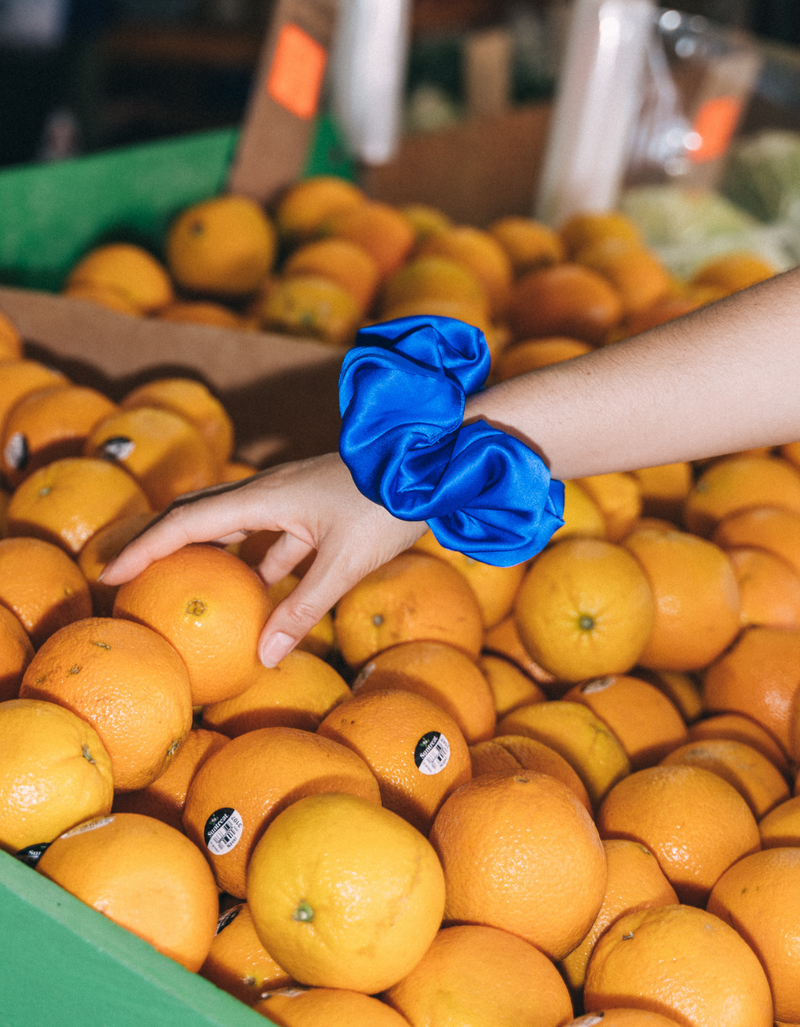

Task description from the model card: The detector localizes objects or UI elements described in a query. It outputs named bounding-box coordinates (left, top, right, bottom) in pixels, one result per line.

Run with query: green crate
left=0, top=848, right=274, bottom=1026
left=0, top=114, right=354, bottom=292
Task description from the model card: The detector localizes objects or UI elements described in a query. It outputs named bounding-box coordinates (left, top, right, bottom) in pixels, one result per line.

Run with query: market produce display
left=2, top=191, right=800, bottom=1025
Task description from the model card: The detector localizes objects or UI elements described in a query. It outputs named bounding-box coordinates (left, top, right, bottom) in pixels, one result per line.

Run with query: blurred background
left=0, top=0, right=797, bottom=170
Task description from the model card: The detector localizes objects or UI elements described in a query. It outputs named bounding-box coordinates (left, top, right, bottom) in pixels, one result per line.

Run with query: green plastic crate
left=0, top=114, right=354, bottom=292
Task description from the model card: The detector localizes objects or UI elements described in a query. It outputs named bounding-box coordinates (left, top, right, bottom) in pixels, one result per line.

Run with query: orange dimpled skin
left=323, top=201, right=415, bottom=279
left=469, top=734, right=592, bottom=813
left=37, top=813, right=219, bottom=972
left=429, top=770, right=607, bottom=961
left=584, top=904, right=773, bottom=1027
left=334, top=552, right=484, bottom=669
left=0, top=605, right=33, bottom=702
left=0, top=536, right=92, bottom=648
left=684, top=455, right=800, bottom=536
left=255, top=987, right=412, bottom=1027
left=622, top=528, right=740, bottom=671
left=200, top=902, right=293, bottom=1006
left=596, top=764, right=760, bottom=905
left=5, top=456, right=151, bottom=555
left=713, top=505, right=800, bottom=580
left=182, top=726, right=380, bottom=899
left=317, top=688, right=472, bottom=835
left=20, top=617, right=193, bottom=792
left=0, top=359, right=69, bottom=436
left=113, top=544, right=273, bottom=706
left=385, top=924, right=574, bottom=1027
left=507, top=264, right=623, bottom=345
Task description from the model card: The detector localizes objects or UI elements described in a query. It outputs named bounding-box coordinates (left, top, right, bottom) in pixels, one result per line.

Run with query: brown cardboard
left=464, top=26, right=513, bottom=119
left=0, top=286, right=344, bottom=468
left=227, top=0, right=338, bottom=205
left=360, top=103, right=552, bottom=227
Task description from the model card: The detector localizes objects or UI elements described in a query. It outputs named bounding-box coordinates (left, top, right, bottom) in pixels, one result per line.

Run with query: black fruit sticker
left=414, top=731, right=451, bottom=775
left=215, top=904, right=243, bottom=935
left=15, top=842, right=49, bottom=867
left=101, top=436, right=135, bottom=461
left=204, top=807, right=244, bottom=855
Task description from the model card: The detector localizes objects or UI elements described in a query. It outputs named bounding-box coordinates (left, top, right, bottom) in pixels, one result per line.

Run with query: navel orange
left=200, top=902, right=293, bottom=1006
left=469, top=734, right=591, bottom=812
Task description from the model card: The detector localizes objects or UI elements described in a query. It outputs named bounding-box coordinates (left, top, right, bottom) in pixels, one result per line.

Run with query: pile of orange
left=57, top=178, right=778, bottom=368
left=3, top=229, right=800, bottom=1026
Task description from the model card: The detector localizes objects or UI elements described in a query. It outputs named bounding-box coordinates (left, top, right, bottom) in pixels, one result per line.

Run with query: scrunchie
left=338, top=315, right=564, bottom=566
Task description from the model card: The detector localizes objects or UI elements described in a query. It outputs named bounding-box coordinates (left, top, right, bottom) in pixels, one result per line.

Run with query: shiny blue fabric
left=338, top=316, right=565, bottom=566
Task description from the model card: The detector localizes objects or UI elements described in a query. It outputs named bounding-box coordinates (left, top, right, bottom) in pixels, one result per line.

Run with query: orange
left=689, top=250, right=776, bottom=294
left=377, top=296, right=494, bottom=340
left=0, top=604, right=33, bottom=702
left=274, top=175, right=365, bottom=244
left=157, top=300, right=248, bottom=329
left=120, top=376, right=235, bottom=468
left=566, top=1014, right=684, bottom=1027
left=77, top=511, right=155, bottom=616
left=112, top=727, right=229, bottom=831
left=488, top=215, right=565, bottom=276
left=478, top=653, right=547, bottom=715
left=182, top=726, right=380, bottom=898
left=247, top=792, right=445, bottom=993
left=62, top=281, right=142, bottom=316
left=201, top=902, right=293, bottom=1006
left=469, top=734, right=591, bottom=812
left=684, top=454, right=800, bottom=536
left=575, top=240, right=670, bottom=317
left=597, top=764, right=760, bottom=904
left=379, top=254, right=489, bottom=318
left=640, top=668, right=704, bottom=723
left=65, top=242, right=173, bottom=313
left=563, top=675, right=687, bottom=769
left=609, top=294, right=705, bottom=342
left=630, top=461, right=693, bottom=522
left=0, top=309, right=24, bottom=360
left=514, top=538, right=655, bottom=682
left=334, top=551, right=484, bottom=668
left=496, top=700, right=631, bottom=807
left=622, top=528, right=740, bottom=671
left=411, top=528, right=526, bottom=628
left=702, top=626, right=800, bottom=761
left=482, top=613, right=559, bottom=690
left=0, top=697, right=113, bottom=853
left=494, top=337, right=593, bottom=381
left=20, top=617, right=193, bottom=792
left=429, top=770, right=606, bottom=960
left=559, top=211, right=642, bottom=258
left=560, top=839, right=678, bottom=995
left=758, top=795, right=800, bottom=847
left=709, top=847, right=800, bottom=1022
left=219, top=459, right=258, bottom=483
left=255, top=987, right=411, bottom=1026
left=323, top=201, right=415, bottom=279
left=351, top=639, right=495, bottom=744
left=551, top=480, right=607, bottom=543
left=166, top=194, right=276, bottom=297
left=712, top=505, right=800, bottom=579
left=317, top=687, right=471, bottom=834
left=0, top=384, right=118, bottom=488
left=386, top=924, right=573, bottom=1027
left=266, top=573, right=334, bottom=659
left=574, top=472, right=642, bottom=542
left=402, top=202, right=452, bottom=245
left=258, top=274, right=362, bottom=347
left=37, top=812, right=218, bottom=972
left=508, top=263, right=623, bottom=344
left=687, top=712, right=789, bottom=774
left=416, top=226, right=513, bottom=317
left=727, top=545, right=800, bottom=629
left=6, top=456, right=151, bottom=555
left=660, top=738, right=789, bottom=819
left=283, top=237, right=380, bottom=314
left=113, top=543, right=272, bottom=706
left=0, top=536, right=92, bottom=647
left=84, top=405, right=218, bottom=509
left=583, top=903, right=773, bottom=1026
left=0, top=358, right=69, bottom=435
left=782, top=439, right=800, bottom=471
left=201, top=648, right=350, bottom=736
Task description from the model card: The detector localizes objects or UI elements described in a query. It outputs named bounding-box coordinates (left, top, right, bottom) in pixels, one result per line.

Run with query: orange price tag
left=267, top=22, right=327, bottom=121
left=688, top=95, right=742, bottom=163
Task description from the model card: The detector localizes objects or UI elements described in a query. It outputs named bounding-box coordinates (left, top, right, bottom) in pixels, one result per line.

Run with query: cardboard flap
left=227, top=0, right=338, bottom=206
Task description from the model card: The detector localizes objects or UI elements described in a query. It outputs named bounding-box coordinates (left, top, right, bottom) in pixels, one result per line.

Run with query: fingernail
left=97, top=562, right=112, bottom=582
left=259, top=631, right=295, bottom=668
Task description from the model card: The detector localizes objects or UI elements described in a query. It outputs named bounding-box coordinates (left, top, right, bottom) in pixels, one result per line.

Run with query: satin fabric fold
left=338, top=315, right=564, bottom=566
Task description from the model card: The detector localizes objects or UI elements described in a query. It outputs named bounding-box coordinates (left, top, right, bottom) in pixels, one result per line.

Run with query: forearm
left=468, top=266, right=800, bottom=479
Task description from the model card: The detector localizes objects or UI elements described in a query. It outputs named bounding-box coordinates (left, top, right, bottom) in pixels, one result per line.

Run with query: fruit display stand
left=0, top=848, right=265, bottom=1027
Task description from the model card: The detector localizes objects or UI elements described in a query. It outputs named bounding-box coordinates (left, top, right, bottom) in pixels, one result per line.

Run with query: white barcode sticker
left=204, top=807, right=244, bottom=855
left=414, top=731, right=451, bottom=775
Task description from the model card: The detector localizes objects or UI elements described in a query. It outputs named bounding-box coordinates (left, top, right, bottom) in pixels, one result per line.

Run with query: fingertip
left=258, top=630, right=297, bottom=668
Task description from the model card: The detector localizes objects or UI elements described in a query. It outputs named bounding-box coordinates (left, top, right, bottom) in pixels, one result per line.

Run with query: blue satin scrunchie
left=338, top=315, right=564, bottom=567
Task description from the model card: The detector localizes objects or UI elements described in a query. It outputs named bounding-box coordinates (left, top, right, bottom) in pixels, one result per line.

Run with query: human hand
left=101, top=451, right=427, bottom=667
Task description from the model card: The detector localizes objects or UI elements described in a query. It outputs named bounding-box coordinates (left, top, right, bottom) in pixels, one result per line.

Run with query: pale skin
left=102, top=266, right=800, bottom=667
